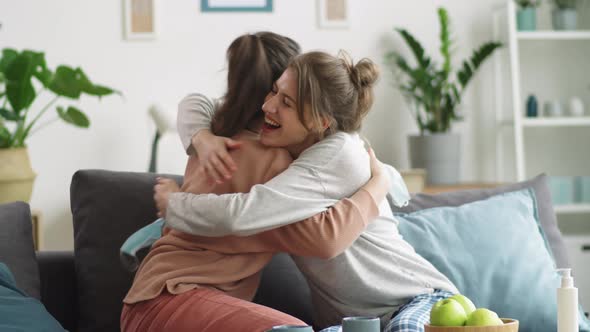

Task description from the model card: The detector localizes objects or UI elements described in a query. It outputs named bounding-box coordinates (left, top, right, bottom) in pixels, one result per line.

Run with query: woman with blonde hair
left=161, top=50, right=458, bottom=332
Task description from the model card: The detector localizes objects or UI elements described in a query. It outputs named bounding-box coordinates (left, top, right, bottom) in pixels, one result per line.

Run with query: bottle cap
left=557, top=268, right=574, bottom=288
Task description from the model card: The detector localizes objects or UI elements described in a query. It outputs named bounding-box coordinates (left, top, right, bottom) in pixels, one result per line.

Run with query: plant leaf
left=4, top=52, right=37, bottom=113
left=0, top=108, right=21, bottom=121
left=438, top=7, right=452, bottom=78
left=458, top=41, right=502, bottom=89
left=0, top=49, right=18, bottom=73
left=21, top=50, right=53, bottom=87
left=57, top=105, right=90, bottom=128
left=395, top=28, right=431, bottom=69
left=0, top=124, right=11, bottom=148
left=75, top=68, right=117, bottom=97
left=49, top=66, right=82, bottom=99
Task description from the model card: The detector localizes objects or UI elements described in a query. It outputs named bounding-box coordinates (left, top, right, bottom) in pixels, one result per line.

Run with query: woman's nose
left=262, top=96, right=278, bottom=114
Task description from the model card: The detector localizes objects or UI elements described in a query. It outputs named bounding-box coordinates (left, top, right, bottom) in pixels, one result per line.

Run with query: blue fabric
left=319, top=290, right=453, bottom=332
left=396, top=189, right=590, bottom=332
left=385, top=290, right=454, bottom=332
left=120, top=218, right=165, bottom=271
left=0, top=262, right=65, bottom=332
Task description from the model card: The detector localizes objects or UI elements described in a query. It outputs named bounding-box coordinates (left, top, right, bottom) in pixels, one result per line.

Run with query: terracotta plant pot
left=425, top=319, right=519, bottom=332
left=0, top=147, right=36, bottom=203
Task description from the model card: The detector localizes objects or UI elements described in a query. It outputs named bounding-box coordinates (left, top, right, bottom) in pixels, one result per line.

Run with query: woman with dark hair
left=121, top=33, right=389, bottom=332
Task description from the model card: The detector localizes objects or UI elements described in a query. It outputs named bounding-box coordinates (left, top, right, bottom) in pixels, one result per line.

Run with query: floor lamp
left=147, top=104, right=176, bottom=173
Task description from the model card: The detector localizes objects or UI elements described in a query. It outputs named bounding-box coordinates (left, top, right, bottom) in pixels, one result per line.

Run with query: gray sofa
left=1, top=170, right=314, bottom=332
left=0, top=170, right=579, bottom=332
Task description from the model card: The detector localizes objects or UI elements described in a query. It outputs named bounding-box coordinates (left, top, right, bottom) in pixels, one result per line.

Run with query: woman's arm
left=164, top=134, right=371, bottom=238
left=178, top=93, right=242, bottom=183
left=178, top=150, right=387, bottom=259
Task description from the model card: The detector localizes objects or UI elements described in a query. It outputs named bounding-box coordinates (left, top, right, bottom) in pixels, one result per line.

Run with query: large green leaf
left=4, top=52, right=37, bottom=113
left=21, top=50, right=53, bottom=87
left=0, top=49, right=18, bottom=73
left=57, top=105, right=90, bottom=128
left=49, top=66, right=82, bottom=99
left=0, top=108, right=21, bottom=121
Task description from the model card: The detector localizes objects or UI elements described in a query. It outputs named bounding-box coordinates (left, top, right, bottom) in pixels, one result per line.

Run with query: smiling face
left=260, top=68, right=319, bottom=158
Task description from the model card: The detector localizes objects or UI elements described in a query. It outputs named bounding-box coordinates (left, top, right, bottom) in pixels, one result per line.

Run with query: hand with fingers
left=192, top=129, right=242, bottom=184
left=154, top=177, right=181, bottom=218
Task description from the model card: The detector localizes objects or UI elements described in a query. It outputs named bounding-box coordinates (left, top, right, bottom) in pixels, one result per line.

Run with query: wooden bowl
left=425, top=319, right=519, bottom=332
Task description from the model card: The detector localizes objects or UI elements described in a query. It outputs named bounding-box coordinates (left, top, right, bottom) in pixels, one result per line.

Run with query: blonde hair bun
left=352, top=58, right=379, bottom=89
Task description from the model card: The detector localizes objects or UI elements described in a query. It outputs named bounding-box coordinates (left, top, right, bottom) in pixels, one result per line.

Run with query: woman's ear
left=321, top=116, right=332, bottom=130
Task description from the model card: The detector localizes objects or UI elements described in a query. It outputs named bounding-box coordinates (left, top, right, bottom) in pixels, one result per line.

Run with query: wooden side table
left=31, top=209, right=42, bottom=251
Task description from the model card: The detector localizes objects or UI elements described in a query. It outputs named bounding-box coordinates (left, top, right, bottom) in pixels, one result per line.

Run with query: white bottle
left=557, top=268, right=578, bottom=332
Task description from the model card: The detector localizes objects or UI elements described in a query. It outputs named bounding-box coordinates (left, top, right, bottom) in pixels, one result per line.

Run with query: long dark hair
left=210, top=32, right=301, bottom=137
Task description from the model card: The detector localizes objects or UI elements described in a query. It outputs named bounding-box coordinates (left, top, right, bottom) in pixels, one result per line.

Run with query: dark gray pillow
left=0, top=201, right=40, bottom=299
left=70, top=170, right=182, bottom=332
left=391, top=173, right=570, bottom=268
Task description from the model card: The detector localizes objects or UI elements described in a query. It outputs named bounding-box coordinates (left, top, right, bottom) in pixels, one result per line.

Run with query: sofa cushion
left=70, top=170, right=182, bottom=332
left=0, top=201, right=40, bottom=299
left=70, top=170, right=313, bottom=332
left=0, top=262, right=65, bottom=331
left=396, top=189, right=590, bottom=332
left=391, top=173, right=570, bottom=268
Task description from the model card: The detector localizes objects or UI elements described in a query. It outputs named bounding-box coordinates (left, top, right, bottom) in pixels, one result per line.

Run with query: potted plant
left=516, top=0, right=541, bottom=31
left=0, top=48, right=118, bottom=203
left=552, top=0, right=578, bottom=30
left=385, top=7, right=502, bottom=185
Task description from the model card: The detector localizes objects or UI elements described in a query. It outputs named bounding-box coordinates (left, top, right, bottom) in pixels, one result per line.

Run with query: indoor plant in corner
left=0, top=48, right=117, bottom=203
left=386, top=7, right=502, bottom=185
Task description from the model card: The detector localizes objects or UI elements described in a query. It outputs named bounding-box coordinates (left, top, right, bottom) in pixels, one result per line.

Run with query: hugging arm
left=181, top=155, right=387, bottom=259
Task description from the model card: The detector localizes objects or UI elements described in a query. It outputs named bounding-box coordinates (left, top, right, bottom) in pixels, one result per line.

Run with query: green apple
left=465, top=308, right=504, bottom=326
left=429, top=298, right=467, bottom=326
left=448, top=294, right=476, bottom=316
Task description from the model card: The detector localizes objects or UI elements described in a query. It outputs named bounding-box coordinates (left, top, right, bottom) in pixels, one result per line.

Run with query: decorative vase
left=0, top=148, right=37, bottom=203
left=526, top=94, right=538, bottom=117
left=552, top=8, right=577, bottom=30
left=568, top=97, right=585, bottom=116
left=544, top=100, right=563, bottom=117
left=408, top=133, right=460, bottom=185
left=517, top=8, right=537, bottom=31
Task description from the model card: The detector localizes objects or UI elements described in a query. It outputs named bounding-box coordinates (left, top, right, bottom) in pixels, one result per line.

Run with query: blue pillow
left=0, top=262, right=65, bottom=332
left=396, top=189, right=590, bottom=332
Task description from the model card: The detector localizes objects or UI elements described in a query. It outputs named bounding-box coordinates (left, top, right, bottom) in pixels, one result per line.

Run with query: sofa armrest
left=37, top=250, right=78, bottom=332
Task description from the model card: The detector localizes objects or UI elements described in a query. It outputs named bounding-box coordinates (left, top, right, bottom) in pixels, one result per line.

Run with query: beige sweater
left=123, top=131, right=379, bottom=304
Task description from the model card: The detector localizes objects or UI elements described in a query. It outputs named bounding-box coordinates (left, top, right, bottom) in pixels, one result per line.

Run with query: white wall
left=1, top=0, right=505, bottom=249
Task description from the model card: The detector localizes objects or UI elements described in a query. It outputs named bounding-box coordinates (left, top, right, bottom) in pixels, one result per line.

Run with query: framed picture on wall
left=123, top=0, right=156, bottom=40
left=318, top=0, right=349, bottom=29
left=201, top=0, right=273, bottom=12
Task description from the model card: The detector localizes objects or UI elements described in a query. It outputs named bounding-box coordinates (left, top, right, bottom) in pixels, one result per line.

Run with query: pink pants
left=121, top=288, right=307, bottom=332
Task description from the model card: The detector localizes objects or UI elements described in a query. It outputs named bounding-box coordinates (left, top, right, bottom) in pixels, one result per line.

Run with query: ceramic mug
left=342, top=316, right=381, bottom=332
left=544, top=100, right=563, bottom=117
left=266, top=325, right=313, bottom=332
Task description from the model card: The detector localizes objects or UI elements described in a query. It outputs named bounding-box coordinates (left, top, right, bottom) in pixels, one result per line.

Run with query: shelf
left=501, top=117, right=590, bottom=127
left=522, top=117, right=590, bottom=127
left=555, top=204, right=590, bottom=214
left=517, top=31, right=590, bottom=40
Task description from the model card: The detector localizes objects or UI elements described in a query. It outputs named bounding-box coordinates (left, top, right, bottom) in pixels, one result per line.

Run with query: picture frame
left=317, top=0, right=349, bottom=29
left=123, top=0, right=156, bottom=40
left=201, top=0, right=273, bottom=12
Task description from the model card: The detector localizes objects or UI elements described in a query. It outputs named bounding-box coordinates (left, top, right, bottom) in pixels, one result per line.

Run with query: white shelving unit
left=493, top=0, right=590, bottom=214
